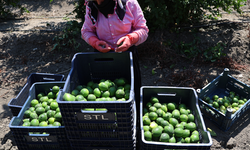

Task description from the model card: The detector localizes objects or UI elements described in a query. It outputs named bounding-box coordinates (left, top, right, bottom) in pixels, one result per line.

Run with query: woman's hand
left=89, top=36, right=111, bottom=53
left=115, top=33, right=139, bottom=52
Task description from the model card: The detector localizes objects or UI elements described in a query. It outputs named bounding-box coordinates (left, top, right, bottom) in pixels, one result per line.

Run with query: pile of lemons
left=63, top=78, right=131, bottom=103
left=203, top=91, right=248, bottom=115
left=142, top=97, right=200, bottom=143
left=22, top=85, right=63, bottom=129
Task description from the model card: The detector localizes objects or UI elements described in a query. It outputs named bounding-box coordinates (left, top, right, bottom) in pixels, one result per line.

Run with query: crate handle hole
left=234, top=82, right=244, bottom=90
left=157, top=93, right=176, bottom=97
left=42, top=77, right=55, bottom=81
left=94, top=58, right=114, bottom=62
left=29, top=133, right=50, bottom=136
left=81, top=109, right=108, bottom=113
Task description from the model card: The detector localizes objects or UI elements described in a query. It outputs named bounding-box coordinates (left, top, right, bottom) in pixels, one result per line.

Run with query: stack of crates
left=197, top=68, right=250, bottom=131
left=9, top=82, right=71, bottom=150
left=140, top=86, right=212, bottom=150
left=8, top=73, right=64, bottom=116
left=56, top=52, right=137, bottom=150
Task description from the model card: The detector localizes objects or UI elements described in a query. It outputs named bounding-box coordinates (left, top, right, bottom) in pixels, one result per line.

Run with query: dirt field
left=1, top=0, right=250, bottom=149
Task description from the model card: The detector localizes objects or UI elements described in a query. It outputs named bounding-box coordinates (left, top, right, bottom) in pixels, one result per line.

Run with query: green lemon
left=53, top=121, right=61, bottom=126
left=172, top=109, right=180, bottom=119
left=167, top=103, right=176, bottom=111
left=39, top=121, right=48, bottom=127
left=174, top=127, right=184, bottom=137
left=76, top=85, right=84, bottom=91
left=150, top=97, right=159, bottom=104
left=47, top=92, right=56, bottom=99
left=24, top=110, right=31, bottom=118
left=183, top=129, right=190, bottom=138
left=180, top=114, right=188, bottom=122
left=143, top=117, right=151, bottom=125
left=149, top=121, right=158, bottom=130
left=87, top=94, right=96, bottom=101
left=115, top=89, right=125, bottom=99
left=159, top=133, right=170, bottom=142
left=188, top=114, right=195, bottom=122
left=190, top=134, right=199, bottom=143
left=143, top=125, right=150, bottom=132
left=63, top=93, right=75, bottom=101
left=163, top=125, right=174, bottom=137
left=47, top=110, right=56, bottom=118
left=186, top=122, right=197, bottom=132
left=169, top=137, right=176, bottom=143
left=161, top=105, right=168, bottom=113
left=162, top=112, right=172, bottom=121
left=109, top=86, right=116, bottom=97
left=99, top=82, right=108, bottom=91
left=48, top=117, right=55, bottom=124
left=178, top=104, right=187, bottom=110
left=38, top=113, right=47, bottom=122
left=30, top=119, right=40, bottom=126
left=148, top=112, right=158, bottom=121
left=22, top=122, right=30, bottom=126
left=52, top=85, right=60, bottom=93
left=149, top=106, right=157, bottom=112
left=156, top=109, right=164, bottom=117
left=185, top=137, right=191, bottom=143
left=102, top=91, right=110, bottom=98
left=30, top=112, right=38, bottom=120
left=54, top=112, right=62, bottom=122
left=29, top=107, right=35, bottom=112
left=30, top=99, right=39, bottom=107
left=144, top=131, right=152, bottom=141
left=39, top=96, right=49, bottom=103
left=36, top=107, right=45, bottom=115
left=153, top=103, right=162, bottom=109
left=169, top=118, right=179, bottom=127
left=50, top=101, right=59, bottom=110
left=76, top=95, right=86, bottom=101
left=80, top=88, right=89, bottom=97
left=71, top=89, right=79, bottom=96
left=160, top=120, right=169, bottom=127
left=152, top=126, right=162, bottom=140
left=37, top=92, right=45, bottom=100
left=93, top=88, right=102, bottom=98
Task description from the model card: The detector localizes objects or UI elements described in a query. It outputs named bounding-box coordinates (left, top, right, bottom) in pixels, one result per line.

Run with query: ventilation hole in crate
left=78, top=123, right=117, bottom=130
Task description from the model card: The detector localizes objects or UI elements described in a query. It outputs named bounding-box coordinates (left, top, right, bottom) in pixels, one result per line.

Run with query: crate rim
left=139, top=86, right=213, bottom=147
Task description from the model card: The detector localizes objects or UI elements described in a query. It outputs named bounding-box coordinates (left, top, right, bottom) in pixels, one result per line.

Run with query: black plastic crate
left=9, top=82, right=70, bottom=150
left=8, top=73, right=64, bottom=116
left=57, top=52, right=136, bottom=140
left=197, top=68, right=250, bottom=131
left=69, top=139, right=136, bottom=150
left=140, top=86, right=212, bottom=150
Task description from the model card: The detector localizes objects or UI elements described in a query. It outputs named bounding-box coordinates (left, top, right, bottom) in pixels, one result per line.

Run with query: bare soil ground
left=1, top=0, right=250, bottom=149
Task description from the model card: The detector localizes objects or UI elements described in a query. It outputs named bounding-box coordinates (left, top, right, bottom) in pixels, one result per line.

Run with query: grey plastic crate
left=8, top=73, right=64, bottom=116
left=140, top=86, right=212, bottom=150
left=9, top=81, right=70, bottom=150
left=57, top=52, right=136, bottom=140
left=197, top=68, right=250, bottom=131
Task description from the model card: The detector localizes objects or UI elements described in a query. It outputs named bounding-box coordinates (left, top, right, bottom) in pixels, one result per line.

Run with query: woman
left=81, top=0, right=149, bottom=113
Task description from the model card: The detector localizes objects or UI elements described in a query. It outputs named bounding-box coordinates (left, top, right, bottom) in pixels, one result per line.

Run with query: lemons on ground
left=80, top=88, right=89, bottom=97
left=87, top=94, right=96, bottom=101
